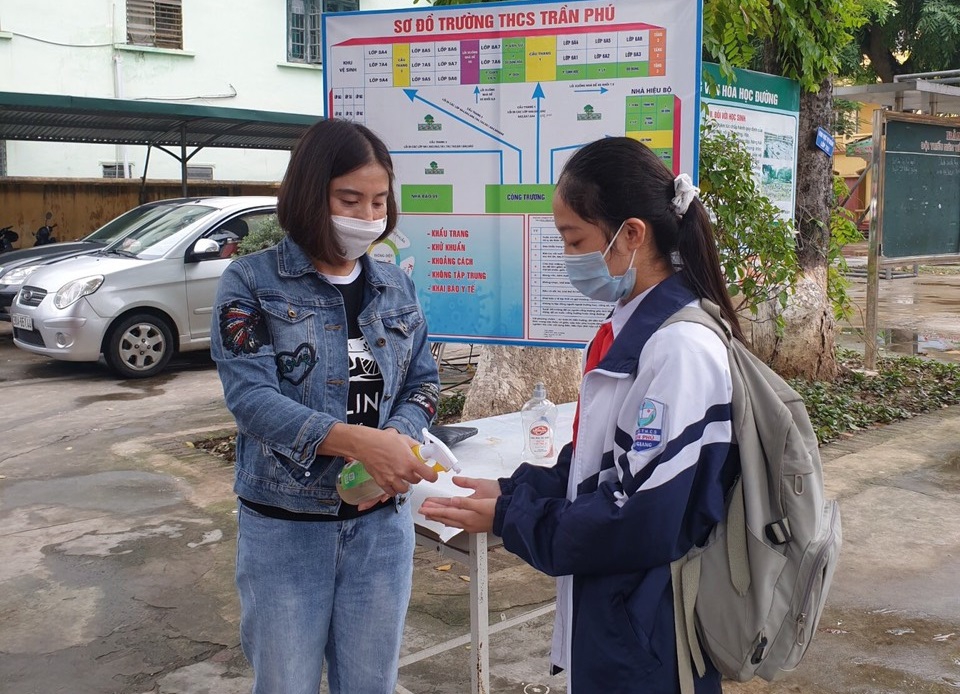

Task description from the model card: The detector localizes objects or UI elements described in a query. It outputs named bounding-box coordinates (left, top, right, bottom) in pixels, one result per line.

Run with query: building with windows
left=0, top=0, right=412, bottom=182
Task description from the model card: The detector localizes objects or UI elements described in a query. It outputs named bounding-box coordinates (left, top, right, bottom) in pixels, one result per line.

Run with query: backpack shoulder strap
left=661, top=300, right=749, bottom=587
left=664, top=299, right=751, bottom=694
left=661, top=299, right=733, bottom=345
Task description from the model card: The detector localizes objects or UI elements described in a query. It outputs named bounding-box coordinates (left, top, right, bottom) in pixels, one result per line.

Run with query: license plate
left=11, top=313, right=32, bottom=331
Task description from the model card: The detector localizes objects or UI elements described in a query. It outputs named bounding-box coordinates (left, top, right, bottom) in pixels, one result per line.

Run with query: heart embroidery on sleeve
left=275, top=343, right=318, bottom=385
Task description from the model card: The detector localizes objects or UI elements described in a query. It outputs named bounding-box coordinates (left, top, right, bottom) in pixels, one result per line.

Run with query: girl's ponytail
left=676, top=199, right=744, bottom=342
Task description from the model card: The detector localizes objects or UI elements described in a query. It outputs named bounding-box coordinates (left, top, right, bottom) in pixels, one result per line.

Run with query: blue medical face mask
left=562, top=221, right=637, bottom=302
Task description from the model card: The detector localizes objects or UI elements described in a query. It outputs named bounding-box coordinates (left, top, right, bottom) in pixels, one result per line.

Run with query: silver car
left=11, top=196, right=277, bottom=378
left=0, top=200, right=197, bottom=321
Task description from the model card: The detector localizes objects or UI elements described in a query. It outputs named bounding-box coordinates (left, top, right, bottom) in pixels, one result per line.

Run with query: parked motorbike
left=0, top=226, right=19, bottom=253
left=33, top=220, right=57, bottom=246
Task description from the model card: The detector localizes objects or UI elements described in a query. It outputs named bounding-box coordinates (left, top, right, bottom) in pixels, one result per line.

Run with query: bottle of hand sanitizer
left=336, top=428, right=462, bottom=505
left=521, top=382, right=557, bottom=461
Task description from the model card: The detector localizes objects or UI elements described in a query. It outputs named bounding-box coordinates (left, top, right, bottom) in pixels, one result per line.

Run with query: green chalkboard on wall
left=881, top=118, right=960, bottom=258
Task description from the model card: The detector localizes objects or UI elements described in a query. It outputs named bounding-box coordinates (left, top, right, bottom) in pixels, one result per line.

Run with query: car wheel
left=105, top=313, right=174, bottom=378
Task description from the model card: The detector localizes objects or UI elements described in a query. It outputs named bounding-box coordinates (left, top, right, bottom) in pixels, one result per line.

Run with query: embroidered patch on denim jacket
left=276, top=343, right=319, bottom=385
left=219, top=304, right=271, bottom=355
left=406, top=382, right=439, bottom=418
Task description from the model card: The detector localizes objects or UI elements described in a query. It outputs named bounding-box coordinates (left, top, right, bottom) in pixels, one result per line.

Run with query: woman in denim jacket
left=212, top=119, right=440, bottom=694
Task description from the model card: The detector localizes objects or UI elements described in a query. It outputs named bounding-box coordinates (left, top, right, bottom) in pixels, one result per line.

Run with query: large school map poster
left=323, top=0, right=702, bottom=346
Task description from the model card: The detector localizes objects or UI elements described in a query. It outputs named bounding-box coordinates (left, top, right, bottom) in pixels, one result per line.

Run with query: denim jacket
left=211, top=236, right=439, bottom=514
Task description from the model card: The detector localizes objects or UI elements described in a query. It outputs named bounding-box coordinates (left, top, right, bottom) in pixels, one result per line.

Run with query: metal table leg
left=469, top=531, right=489, bottom=694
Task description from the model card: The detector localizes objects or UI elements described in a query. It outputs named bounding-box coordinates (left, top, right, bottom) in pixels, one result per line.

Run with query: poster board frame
left=865, top=110, right=960, bottom=368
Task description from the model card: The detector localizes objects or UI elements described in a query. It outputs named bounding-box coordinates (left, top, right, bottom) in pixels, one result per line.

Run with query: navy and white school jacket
left=492, top=274, right=740, bottom=694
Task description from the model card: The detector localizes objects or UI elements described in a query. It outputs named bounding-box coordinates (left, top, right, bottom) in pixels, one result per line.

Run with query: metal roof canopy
left=835, top=80, right=960, bottom=115
left=0, top=91, right=319, bottom=194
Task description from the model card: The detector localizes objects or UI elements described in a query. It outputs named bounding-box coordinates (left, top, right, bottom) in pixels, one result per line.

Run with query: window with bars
left=127, top=0, right=183, bottom=50
left=187, top=165, right=214, bottom=181
left=288, top=0, right=358, bottom=64
left=102, top=163, right=135, bottom=178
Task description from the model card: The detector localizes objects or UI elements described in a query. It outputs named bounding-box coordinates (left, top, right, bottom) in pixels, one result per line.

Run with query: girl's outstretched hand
left=419, top=495, right=496, bottom=534
left=450, top=476, right=501, bottom=500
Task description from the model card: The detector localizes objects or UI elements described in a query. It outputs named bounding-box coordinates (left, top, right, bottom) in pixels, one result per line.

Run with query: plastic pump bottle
left=521, top=382, right=558, bottom=462
left=336, top=427, right=462, bottom=506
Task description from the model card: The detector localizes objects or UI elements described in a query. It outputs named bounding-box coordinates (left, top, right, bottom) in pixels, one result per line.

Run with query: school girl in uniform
left=420, top=136, right=743, bottom=693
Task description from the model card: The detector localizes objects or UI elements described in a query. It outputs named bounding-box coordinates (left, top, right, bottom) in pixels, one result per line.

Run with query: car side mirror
left=190, top=238, right=221, bottom=260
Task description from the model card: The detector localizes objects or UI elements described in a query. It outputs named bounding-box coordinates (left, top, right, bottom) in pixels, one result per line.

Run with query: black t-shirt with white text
left=337, top=269, right=384, bottom=430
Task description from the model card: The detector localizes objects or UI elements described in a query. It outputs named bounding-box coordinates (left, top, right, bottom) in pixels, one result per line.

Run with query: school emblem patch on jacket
left=633, top=398, right=665, bottom=451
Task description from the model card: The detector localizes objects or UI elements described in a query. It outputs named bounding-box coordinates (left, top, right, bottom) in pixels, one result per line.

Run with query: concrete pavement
left=840, top=264, right=960, bottom=364
left=1, top=269, right=959, bottom=693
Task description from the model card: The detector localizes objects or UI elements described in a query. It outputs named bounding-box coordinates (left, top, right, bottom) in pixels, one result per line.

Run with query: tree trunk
left=796, top=79, right=834, bottom=271
left=768, top=78, right=838, bottom=380
left=749, top=266, right=837, bottom=380
left=864, top=26, right=901, bottom=83
left=461, top=345, right=581, bottom=420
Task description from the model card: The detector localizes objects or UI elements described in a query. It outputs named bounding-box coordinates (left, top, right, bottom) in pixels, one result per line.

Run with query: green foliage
left=698, top=117, right=798, bottom=328
left=841, top=0, right=960, bottom=83
left=704, top=0, right=877, bottom=90
left=913, top=0, right=960, bottom=70
left=769, top=0, right=873, bottom=90
left=791, top=349, right=960, bottom=444
left=827, top=176, right=864, bottom=320
left=832, top=98, right=862, bottom=137
left=436, top=390, right=467, bottom=423
left=702, top=0, right=773, bottom=79
left=856, top=0, right=960, bottom=81
left=235, top=214, right=285, bottom=256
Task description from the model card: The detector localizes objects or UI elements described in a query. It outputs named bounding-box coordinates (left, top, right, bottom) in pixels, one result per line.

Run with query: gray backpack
left=663, top=301, right=842, bottom=693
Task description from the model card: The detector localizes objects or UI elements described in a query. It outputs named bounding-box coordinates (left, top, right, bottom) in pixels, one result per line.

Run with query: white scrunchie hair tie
left=671, top=173, right=700, bottom=217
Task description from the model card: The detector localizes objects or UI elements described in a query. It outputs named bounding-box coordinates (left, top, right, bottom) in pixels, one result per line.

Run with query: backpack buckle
left=765, top=518, right=792, bottom=545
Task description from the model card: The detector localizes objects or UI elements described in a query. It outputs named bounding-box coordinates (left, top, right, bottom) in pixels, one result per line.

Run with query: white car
left=11, top=196, right=277, bottom=378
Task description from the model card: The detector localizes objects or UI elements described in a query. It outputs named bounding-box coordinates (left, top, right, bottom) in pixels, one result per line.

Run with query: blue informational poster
left=324, top=0, right=702, bottom=346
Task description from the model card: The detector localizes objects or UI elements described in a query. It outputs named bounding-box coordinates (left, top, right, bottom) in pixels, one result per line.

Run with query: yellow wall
left=832, top=102, right=881, bottom=225
left=834, top=102, right=879, bottom=177
left=834, top=152, right=869, bottom=178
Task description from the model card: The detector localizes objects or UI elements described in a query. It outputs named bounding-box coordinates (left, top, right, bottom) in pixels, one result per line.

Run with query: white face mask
left=331, top=215, right=387, bottom=260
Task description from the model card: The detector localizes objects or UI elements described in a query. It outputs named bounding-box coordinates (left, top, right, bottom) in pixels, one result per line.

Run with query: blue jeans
left=236, top=501, right=415, bottom=694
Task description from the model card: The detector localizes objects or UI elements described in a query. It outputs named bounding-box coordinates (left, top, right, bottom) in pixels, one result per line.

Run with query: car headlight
left=1, top=264, right=42, bottom=286
left=54, top=275, right=104, bottom=309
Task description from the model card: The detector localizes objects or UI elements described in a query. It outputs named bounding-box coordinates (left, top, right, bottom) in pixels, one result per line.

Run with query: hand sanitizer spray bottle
left=521, top=382, right=557, bottom=462
left=336, top=428, right=462, bottom=505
